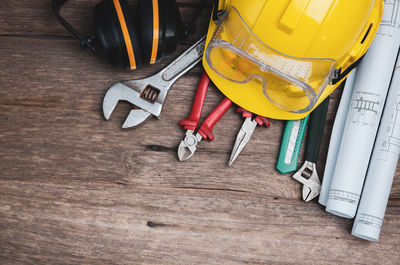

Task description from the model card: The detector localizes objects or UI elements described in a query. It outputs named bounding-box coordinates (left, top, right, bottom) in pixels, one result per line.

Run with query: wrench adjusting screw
left=141, top=85, right=160, bottom=103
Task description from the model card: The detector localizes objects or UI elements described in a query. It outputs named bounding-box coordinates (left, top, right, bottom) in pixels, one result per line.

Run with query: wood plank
left=1, top=0, right=400, bottom=264
left=1, top=36, right=399, bottom=198
left=0, top=181, right=399, bottom=265
left=0, top=36, right=354, bottom=197
left=0, top=0, right=211, bottom=40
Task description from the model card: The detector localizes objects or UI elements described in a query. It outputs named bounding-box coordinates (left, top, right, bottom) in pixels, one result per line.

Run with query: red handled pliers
left=178, top=72, right=232, bottom=161
left=228, top=108, right=270, bottom=166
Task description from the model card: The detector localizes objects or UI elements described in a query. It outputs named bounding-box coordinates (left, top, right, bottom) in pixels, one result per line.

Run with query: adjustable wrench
left=103, top=36, right=206, bottom=128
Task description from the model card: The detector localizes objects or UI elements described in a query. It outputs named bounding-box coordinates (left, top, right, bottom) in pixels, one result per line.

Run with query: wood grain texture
left=0, top=1, right=399, bottom=264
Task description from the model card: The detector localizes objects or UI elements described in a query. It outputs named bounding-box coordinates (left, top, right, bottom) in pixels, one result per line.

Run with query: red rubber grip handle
left=236, top=107, right=252, bottom=118
left=237, top=107, right=270, bottom=127
left=179, top=72, right=210, bottom=130
left=254, top=116, right=270, bottom=127
left=198, top=98, right=232, bottom=141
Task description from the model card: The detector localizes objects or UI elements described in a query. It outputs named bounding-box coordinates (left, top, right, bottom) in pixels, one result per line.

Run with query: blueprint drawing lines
left=380, top=95, right=400, bottom=160
left=351, top=92, right=382, bottom=126
left=379, top=0, right=400, bottom=36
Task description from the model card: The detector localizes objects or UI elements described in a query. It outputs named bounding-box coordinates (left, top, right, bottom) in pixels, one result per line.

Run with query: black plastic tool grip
left=305, top=96, right=330, bottom=163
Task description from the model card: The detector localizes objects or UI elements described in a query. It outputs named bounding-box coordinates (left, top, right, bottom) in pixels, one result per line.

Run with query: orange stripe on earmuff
left=113, top=0, right=136, bottom=69
left=150, top=0, right=159, bottom=64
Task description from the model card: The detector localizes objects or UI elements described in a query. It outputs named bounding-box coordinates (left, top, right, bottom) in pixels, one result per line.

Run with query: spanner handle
left=160, top=36, right=206, bottom=84
left=305, top=96, right=330, bottom=163
left=179, top=72, right=210, bottom=130
left=198, top=98, right=232, bottom=141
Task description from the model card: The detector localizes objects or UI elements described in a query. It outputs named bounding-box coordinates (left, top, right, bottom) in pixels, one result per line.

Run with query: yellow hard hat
left=203, top=0, right=382, bottom=119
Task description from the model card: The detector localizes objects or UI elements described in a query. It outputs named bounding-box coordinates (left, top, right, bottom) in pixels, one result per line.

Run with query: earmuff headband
left=150, top=0, right=159, bottom=64
left=52, top=0, right=97, bottom=53
left=112, top=0, right=137, bottom=69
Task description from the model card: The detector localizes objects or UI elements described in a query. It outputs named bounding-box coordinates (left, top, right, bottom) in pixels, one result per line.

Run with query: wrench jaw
left=292, top=161, right=321, bottom=202
left=103, top=82, right=145, bottom=120
left=302, top=175, right=321, bottom=202
left=103, top=83, right=125, bottom=121
left=102, top=37, right=206, bottom=128
left=122, top=109, right=152, bottom=128
left=303, top=182, right=321, bottom=202
left=103, top=82, right=162, bottom=128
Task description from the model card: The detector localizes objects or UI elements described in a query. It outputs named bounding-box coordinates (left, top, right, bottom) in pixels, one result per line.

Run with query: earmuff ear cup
left=136, top=0, right=181, bottom=64
left=161, top=0, right=181, bottom=56
left=93, top=0, right=142, bottom=69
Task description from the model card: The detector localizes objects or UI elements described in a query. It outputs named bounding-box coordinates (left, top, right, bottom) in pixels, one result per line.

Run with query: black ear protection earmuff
left=52, top=0, right=205, bottom=70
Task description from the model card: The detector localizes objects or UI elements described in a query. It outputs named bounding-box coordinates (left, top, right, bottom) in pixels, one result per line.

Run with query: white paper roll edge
left=352, top=53, right=400, bottom=242
left=326, top=6, right=400, bottom=217
left=319, top=69, right=357, bottom=206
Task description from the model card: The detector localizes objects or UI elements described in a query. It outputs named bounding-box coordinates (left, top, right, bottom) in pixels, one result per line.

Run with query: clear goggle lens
left=205, top=7, right=337, bottom=113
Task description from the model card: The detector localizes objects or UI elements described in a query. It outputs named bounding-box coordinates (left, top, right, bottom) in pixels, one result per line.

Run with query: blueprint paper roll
left=326, top=0, right=400, bottom=218
left=352, top=52, right=400, bottom=242
left=319, top=69, right=358, bottom=206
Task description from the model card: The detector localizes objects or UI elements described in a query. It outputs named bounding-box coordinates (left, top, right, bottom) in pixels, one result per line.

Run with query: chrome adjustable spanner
left=292, top=96, right=330, bottom=202
left=103, top=36, right=206, bottom=128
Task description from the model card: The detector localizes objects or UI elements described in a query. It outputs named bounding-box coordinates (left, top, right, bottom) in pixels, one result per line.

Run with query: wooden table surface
left=1, top=1, right=399, bottom=264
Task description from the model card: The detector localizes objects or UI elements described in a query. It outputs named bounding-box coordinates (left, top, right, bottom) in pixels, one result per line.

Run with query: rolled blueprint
left=352, top=51, right=400, bottom=242
left=326, top=0, right=400, bottom=218
left=319, top=69, right=358, bottom=206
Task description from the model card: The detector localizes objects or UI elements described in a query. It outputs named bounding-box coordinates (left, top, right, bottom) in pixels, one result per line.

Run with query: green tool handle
left=276, top=116, right=309, bottom=174
left=305, top=96, right=330, bottom=163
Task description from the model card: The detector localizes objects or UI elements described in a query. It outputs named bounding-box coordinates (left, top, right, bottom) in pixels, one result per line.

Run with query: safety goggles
left=205, top=6, right=337, bottom=113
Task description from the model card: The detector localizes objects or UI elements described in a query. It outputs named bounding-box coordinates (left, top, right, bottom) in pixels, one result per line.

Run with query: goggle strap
left=212, top=0, right=220, bottom=21
left=332, top=55, right=364, bottom=85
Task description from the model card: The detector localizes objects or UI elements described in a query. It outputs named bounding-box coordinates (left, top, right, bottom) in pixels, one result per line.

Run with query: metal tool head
left=228, top=117, right=257, bottom=166
left=292, top=161, right=321, bottom=202
left=103, top=37, right=206, bottom=129
left=302, top=178, right=321, bottom=202
left=122, top=109, right=152, bottom=128
left=177, top=130, right=202, bottom=161
left=103, top=81, right=163, bottom=128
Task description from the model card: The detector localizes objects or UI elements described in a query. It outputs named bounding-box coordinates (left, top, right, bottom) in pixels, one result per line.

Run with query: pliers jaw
left=228, top=109, right=270, bottom=166
left=292, top=161, right=321, bottom=202
left=177, top=130, right=203, bottom=161
left=228, top=117, right=256, bottom=166
left=177, top=72, right=232, bottom=161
